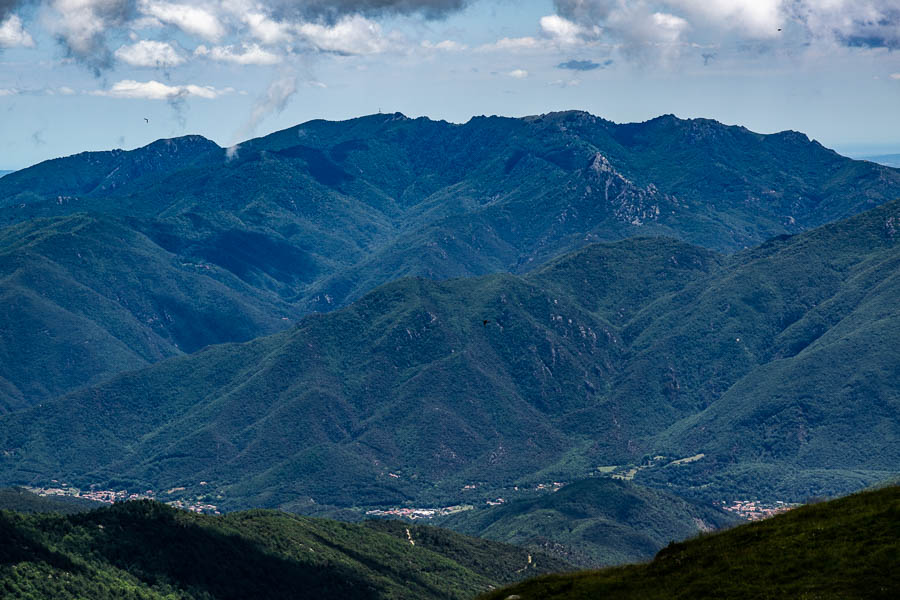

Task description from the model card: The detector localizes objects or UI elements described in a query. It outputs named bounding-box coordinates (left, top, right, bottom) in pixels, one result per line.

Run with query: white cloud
left=138, top=1, right=225, bottom=42
left=195, top=43, right=281, bottom=65
left=0, top=15, right=34, bottom=48
left=95, top=79, right=227, bottom=99
left=115, top=39, right=185, bottom=67
left=243, top=11, right=293, bottom=45
left=49, top=0, right=133, bottom=72
left=58, top=86, right=77, bottom=94
left=540, top=14, right=600, bottom=45
left=479, top=36, right=543, bottom=52
left=891, top=73, right=900, bottom=80
left=421, top=39, right=467, bottom=51
left=551, top=0, right=900, bottom=50
left=508, top=68, right=529, bottom=78
left=0, top=88, right=18, bottom=96
left=665, top=0, right=782, bottom=39
left=296, top=15, right=394, bottom=55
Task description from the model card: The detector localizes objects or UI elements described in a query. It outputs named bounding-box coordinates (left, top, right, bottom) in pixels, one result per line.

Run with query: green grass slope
left=438, top=478, right=736, bottom=568
left=0, top=500, right=568, bottom=600
left=480, top=485, right=900, bottom=600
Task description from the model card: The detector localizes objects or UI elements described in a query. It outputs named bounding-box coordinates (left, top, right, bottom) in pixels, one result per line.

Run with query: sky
left=1, top=0, right=899, bottom=170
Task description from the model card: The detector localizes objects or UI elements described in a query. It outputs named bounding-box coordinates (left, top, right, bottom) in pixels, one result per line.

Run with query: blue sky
left=1, top=0, right=899, bottom=170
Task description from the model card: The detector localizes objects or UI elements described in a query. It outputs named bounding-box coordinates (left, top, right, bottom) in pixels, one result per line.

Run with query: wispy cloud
left=508, top=68, right=528, bottom=79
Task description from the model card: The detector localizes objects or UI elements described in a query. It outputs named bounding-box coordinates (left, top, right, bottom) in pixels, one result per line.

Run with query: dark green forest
left=0, top=498, right=568, bottom=599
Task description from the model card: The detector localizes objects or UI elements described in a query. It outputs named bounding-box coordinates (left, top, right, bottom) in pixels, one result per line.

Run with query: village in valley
left=24, top=482, right=221, bottom=514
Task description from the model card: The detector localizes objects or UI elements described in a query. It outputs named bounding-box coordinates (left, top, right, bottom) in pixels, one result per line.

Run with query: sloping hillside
left=480, top=485, right=900, bottom=600
left=0, top=500, right=569, bottom=599
left=0, top=199, right=897, bottom=509
left=438, top=478, right=736, bottom=567
left=1, top=112, right=898, bottom=406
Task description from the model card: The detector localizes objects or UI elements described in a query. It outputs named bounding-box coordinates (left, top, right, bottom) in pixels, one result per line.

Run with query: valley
left=0, top=111, right=898, bottom=596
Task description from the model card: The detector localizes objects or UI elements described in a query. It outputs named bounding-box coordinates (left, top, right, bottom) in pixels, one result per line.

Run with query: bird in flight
left=144, top=118, right=150, bottom=123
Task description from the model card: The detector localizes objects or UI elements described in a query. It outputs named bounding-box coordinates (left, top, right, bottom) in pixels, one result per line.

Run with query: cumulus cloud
left=138, top=1, right=225, bottom=41
left=551, top=0, right=900, bottom=51
left=243, top=11, right=293, bottom=44
left=114, top=39, right=184, bottom=67
left=540, top=14, right=600, bottom=45
left=0, top=14, right=33, bottom=47
left=557, top=58, right=612, bottom=70
left=296, top=14, right=394, bottom=54
left=195, top=42, right=281, bottom=65
left=49, top=0, right=135, bottom=74
left=95, top=79, right=227, bottom=99
left=508, top=68, right=528, bottom=78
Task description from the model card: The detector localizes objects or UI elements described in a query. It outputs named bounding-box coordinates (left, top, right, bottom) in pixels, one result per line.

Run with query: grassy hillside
left=0, top=500, right=568, bottom=600
left=0, top=199, right=897, bottom=510
left=480, top=485, right=900, bottom=600
left=438, top=478, right=736, bottom=568
left=1, top=112, right=898, bottom=405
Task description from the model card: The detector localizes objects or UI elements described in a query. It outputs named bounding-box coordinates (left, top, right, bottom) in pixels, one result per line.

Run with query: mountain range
left=2, top=112, right=899, bottom=409
left=1, top=195, right=897, bottom=512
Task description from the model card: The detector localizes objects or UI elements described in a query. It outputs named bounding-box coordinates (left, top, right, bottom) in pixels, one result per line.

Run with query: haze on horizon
left=1, top=0, right=899, bottom=170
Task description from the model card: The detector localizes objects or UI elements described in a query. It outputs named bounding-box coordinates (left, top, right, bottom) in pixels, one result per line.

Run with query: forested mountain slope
left=0, top=500, right=568, bottom=599
left=1, top=112, right=898, bottom=407
left=0, top=199, right=897, bottom=509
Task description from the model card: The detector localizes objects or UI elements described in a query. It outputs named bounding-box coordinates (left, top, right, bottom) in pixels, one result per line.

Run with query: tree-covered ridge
left=0, top=214, right=296, bottom=412
left=0, top=487, right=101, bottom=514
left=437, top=478, right=737, bottom=568
left=0, top=500, right=569, bottom=600
left=1, top=197, right=897, bottom=510
left=0, top=111, right=898, bottom=407
left=480, top=484, right=900, bottom=600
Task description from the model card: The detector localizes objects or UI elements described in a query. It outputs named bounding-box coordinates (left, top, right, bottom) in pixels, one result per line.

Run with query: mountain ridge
left=1, top=198, right=897, bottom=509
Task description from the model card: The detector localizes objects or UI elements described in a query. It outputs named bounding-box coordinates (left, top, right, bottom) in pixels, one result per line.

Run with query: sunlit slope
left=480, top=485, right=900, bottom=600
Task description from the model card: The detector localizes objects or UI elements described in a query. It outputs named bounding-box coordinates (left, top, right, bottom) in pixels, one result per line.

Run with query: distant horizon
left=1, top=109, right=899, bottom=172
left=2, top=1, right=899, bottom=171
